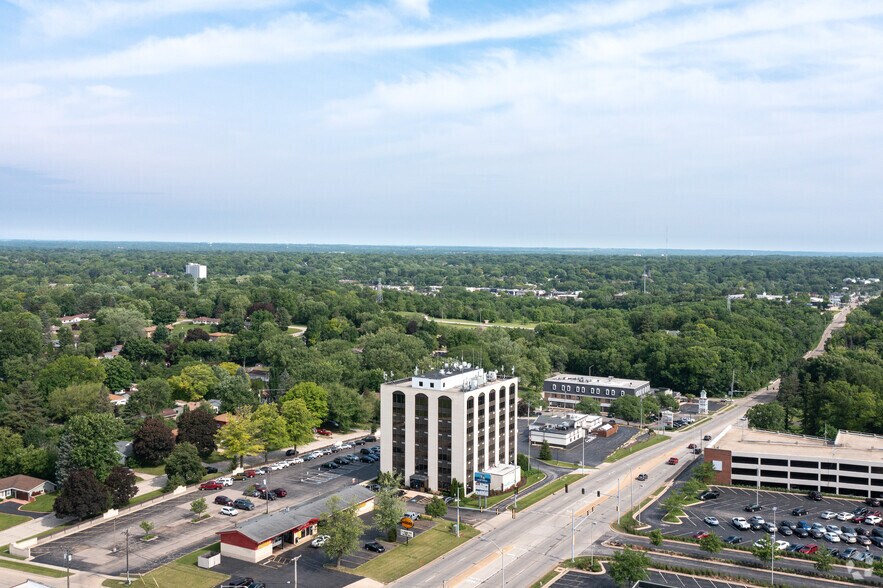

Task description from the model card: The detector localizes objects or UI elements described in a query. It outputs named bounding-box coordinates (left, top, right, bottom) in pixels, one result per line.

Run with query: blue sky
left=1, top=0, right=881, bottom=251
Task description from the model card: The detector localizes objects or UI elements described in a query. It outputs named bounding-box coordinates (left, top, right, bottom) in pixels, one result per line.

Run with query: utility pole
left=771, top=507, right=778, bottom=585
left=571, top=508, right=575, bottom=561
left=292, top=554, right=301, bottom=587
left=455, top=498, right=460, bottom=537
left=64, top=548, right=72, bottom=588
left=124, top=528, right=131, bottom=585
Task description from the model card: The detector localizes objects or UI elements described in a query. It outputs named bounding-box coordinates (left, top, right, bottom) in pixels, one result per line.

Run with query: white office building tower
left=185, top=263, right=207, bottom=279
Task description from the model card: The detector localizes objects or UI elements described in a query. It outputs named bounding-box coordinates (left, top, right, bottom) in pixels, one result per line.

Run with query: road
left=393, top=304, right=857, bottom=588
left=803, top=303, right=856, bottom=359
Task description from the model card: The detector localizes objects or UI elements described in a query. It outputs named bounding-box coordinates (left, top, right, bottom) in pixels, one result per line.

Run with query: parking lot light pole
left=293, top=554, right=301, bottom=588
left=63, top=548, right=71, bottom=588
left=480, top=536, right=505, bottom=587
left=455, top=498, right=460, bottom=537
left=771, top=507, right=777, bottom=585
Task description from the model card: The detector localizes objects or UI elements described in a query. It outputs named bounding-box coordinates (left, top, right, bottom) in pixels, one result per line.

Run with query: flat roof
left=544, top=373, right=649, bottom=389
left=419, top=364, right=479, bottom=380
left=712, top=426, right=883, bottom=461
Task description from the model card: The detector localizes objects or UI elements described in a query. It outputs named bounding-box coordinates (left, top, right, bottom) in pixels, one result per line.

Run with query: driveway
left=0, top=500, right=47, bottom=519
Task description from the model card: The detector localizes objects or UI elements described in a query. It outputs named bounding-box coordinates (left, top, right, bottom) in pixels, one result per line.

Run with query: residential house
left=0, top=475, right=56, bottom=501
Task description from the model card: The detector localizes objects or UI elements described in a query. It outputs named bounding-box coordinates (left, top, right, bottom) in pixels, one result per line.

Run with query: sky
left=0, top=0, right=882, bottom=252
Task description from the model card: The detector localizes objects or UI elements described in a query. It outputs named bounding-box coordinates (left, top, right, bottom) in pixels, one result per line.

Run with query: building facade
left=542, top=373, right=651, bottom=410
left=380, top=364, right=518, bottom=494
left=705, top=425, right=883, bottom=498
left=185, top=263, right=207, bottom=279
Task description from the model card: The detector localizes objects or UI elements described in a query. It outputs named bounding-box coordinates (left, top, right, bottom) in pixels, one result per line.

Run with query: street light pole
left=292, top=554, right=301, bottom=588
left=455, top=498, right=461, bottom=537
left=64, top=548, right=71, bottom=588
left=771, top=506, right=777, bottom=585
left=571, top=509, right=575, bottom=562
left=480, top=536, right=505, bottom=587
left=124, top=528, right=130, bottom=585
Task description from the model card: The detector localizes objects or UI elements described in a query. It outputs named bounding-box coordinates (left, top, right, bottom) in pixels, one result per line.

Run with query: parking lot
left=519, top=419, right=640, bottom=466
left=30, top=443, right=381, bottom=576
left=647, top=484, right=883, bottom=559
left=550, top=569, right=752, bottom=588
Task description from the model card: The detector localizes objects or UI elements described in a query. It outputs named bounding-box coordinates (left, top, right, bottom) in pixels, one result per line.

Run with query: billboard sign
left=474, top=472, right=491, bottom=497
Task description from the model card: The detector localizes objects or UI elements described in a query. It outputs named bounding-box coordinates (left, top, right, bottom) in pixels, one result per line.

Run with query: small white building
left=529, top=413, right=602, bottom=447
left=486, top=464, right=521, bottom=493
left=185, top=263, right=207, bottom=280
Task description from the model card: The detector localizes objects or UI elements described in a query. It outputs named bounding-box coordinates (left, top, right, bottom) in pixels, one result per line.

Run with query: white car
left=220, top=506, right=239, bottom=516
left=215, top=477, right=233, bottom=487
left=820, top=510, right=837, bottom=520
left=753, top=538, right=788, bottom=550
left=339, top=443, right=353, bottom=449
left=269, top=463, right=285, bottom=471
left=404, top=511, right=419, bottom=520
left=826, top=524, right=842, bottom=535
left=866, top=515, right=882, bottom=525
left=836, top=512, right=854, bottom=521
left=732, top=517, right=750, bottom=530
left=311, top=535, right=330, bottom=548
left=824, top=531, right=841, bottom=543
left=704, top=516, right=719, bottom=526
left=842, top=531, right=857, bottom=543
left=289, top=457, right=304, bottom=464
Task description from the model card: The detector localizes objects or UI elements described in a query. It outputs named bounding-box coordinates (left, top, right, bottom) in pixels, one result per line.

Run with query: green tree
left=692, top=462, right=716, bottom=485
left=105, top=465, right=138, bottom=509
left=699, top=533, right=723, bottom=554
left=132, top=417, right=175, bottom=466
left=425, top=496, right=448, bottom=518
left=873, top=557, right=883, bottom=578
left=120, top=337, right=165, bottom=363
left=56, top=413, right=124, bottom=484
left=649, top=529, right=663, bottom=546
left=140, top=519, right=155, bottom=538
left=215, top=412, right=263, bottom=468
left=215, top=369, right=258, bottom=413
left=608, top=547, right=650, bottom=587
left=746, top=402, right=786, bottom=432
left=539, top=440, right=552, bottom=461
left=54, top=469, right=111, bottom=520
left=164, top=442, right=205, bottom=486
left=126, top=378, right=172, bottom=416
left=574, top=397, right=601, bottom=415
left=814, top=548, right=834, bottom=572
left=104, top=356, right=135, bottom=391
left=282, top=382, right=329, bottom=422
left=281, top=397, right=317, bottom=451
left=750, top=535, right=778, bottom=568
left=327, top=384, right=365, bottom=430
left=47, top=382, right=112, bottom=421
left=191, top=497, right=208, bottom=520
left=610, top=396, right=642, bottom=424
left=177, top=408, right=218, bottom=458
left=0, top=382, right=47, bottom=434
left=373, top=487, right=405, bottom=541
left=96, top=307, right=147, bottom=344
left=248, top=404, right=290, bottom=462
left=377, top=470, right=404, bottom=489
left=448, top=478, right=464, bottom=500
left=168, top=364, right=219, bottom=401
left=322, top=495, right=368, bottom=567
left=38, top=355, right=106, bottom=394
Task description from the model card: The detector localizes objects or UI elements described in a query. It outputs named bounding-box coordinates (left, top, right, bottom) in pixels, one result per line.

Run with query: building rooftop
left=712, top=426, right=883, bottom=460
left=419, top=363, right=481, bottom=380
left=544, top=373, right=649, bottom=389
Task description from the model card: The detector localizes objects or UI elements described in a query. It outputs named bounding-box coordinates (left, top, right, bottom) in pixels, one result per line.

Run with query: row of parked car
left=726, top=506, right=883, bottom=546
left=693, top=530, right=879, bottom=564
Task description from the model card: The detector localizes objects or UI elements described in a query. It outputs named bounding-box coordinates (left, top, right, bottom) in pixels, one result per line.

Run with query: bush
left=425, top=496, right=448, bottom=518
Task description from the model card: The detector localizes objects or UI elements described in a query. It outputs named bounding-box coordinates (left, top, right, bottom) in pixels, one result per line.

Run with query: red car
left=272, top=488, right=287, bottom=498
left=693, top=531, right=710, bottom=539
left=798, top=544, right=819, bottom=555
left=668, top=457, right=679, bottom=465
left=316, top=428, right=333, bottom=436
left=244, top=469, right=257, bottom=478
left=199, top=481, right=224, bottom=491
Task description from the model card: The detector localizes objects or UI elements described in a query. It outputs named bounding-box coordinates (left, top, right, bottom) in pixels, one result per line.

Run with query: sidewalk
left=0, top=513, right=74, bottom=547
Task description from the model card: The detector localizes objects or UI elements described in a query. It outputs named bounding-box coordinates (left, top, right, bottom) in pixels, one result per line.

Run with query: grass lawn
left=133, top=464, right=167, bottom=476
left=286, top=324, right=307, bottom=335
left=605, top=434, right=670, bottom=463
left=391, top=311, right=537, bottom=330
left=102, top=542, right=226, bottom=588
left=355, top=522, right=479, bottom=583
left=0, top=559, right=70, bottom=578
left=662, top=507, right=685, bottom=523
left=461, top=471, right=545, bottom=508
left=516, top=474, right=585, bottom=512
left=171, top=322, right=217, bottom=336
left=537, top=458, right=581, bottom=469
left=0, top=512, right=30, bottom=532
left=20, top=492, right=57, bottom=513
left=531, top=568, right=562, bottom=588
left=130, top=489, right=164, bottom=505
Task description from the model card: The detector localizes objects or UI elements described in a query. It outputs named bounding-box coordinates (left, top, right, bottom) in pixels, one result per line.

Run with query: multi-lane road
left=394, top=304, right=858, bottom=587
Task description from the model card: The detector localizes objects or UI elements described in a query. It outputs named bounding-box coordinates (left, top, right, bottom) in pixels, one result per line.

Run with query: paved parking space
left=550, top=570, right=751, bottom=588
left=520, top=423, right=640, bottom=466
left=646, top=484, right=883, bottom=556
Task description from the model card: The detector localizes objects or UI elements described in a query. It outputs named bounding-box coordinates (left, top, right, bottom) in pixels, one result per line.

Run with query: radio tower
left=376, top=279, right=383, bottom=304
left=642, top=266, right=649, bottom=294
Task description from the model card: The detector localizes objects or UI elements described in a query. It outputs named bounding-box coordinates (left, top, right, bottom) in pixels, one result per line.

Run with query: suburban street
left=392, top=305, right=855, bottom=587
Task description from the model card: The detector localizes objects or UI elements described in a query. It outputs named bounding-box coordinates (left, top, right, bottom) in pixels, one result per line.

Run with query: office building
left=380, top=363, right=518, bottom=494
left=542, top=373, right=651, bottom=410
left=705, top=425, right=883, bottom=498
left=528, top=413, right=602, bottom=447
left=185, top=263, right=207, bottom=279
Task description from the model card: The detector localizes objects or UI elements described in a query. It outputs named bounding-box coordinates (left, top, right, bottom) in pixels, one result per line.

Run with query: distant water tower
left=698, top=389, right=709, bottom=415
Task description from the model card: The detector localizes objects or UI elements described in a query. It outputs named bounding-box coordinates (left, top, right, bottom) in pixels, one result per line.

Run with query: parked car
left=732, top=517, right=750, bottom=530
left=205, top=466, right=219, bottom=474
left=866, top=515, right=883, bottom=525
left=223, top=578, right=255, bottom=587
left=272, top=488, right=287, bottom=498
left=794, top=528, right=810, bottom=538
left=404, top=511, right=419, bottom=520
left=808, top=490, right=823, bottom=501
left=269, top=463, right=285, bottom=471
left=777, top=525, right=793, bottom=536
left=796, top=520, right=811, bottom=531
left=361, top=456, right=377, bottom=463
left=724, top=536, right=743, bottom=544
left=744, top=503, right=762, bottom=512
left=364, top=541, right=385, bottom=553
left=244, top=469, right=258, bottom=478
left=792, top=507, right=808, bottom=516
left=322, top=462, right=340, bottom=470
left=867, top=497, right=882, bottom=507
left=699, top=490, right=720, bottom=501
left=824, top=532, right=841, bottom=543
left=259, top=490, right=277, bottom=501
left=798, top=543, right=819, bottom=555
left=366, top=483, right=381, bottom=492
left=704, top=516, right=719, bottom=526
left=233, top=499, right=255, bottom=511
left=693, top=531, right=710, bottom=539
left=836, top=512, right=854, bottom=521
left=285, top=449, right=299, bottom=456
left=763, top=522, right=777, bottom=534
left=636, top=473, right=648, bottom=481
left=316, top=428, right=333, bottom=436
left=199, top=481, right=224, bottom=491
left=820, top=510, right=837, bottom=519
left=214, top=495, right=233, bottom=506
left=334, top=457, right=349, bottom=465
left=364, top=435, right=378, bottom=442
left=232, top=473, right=248, bottom=481
left=216, top=477, right=233, bottom=486
left=220, top=506, right=239, bottom=516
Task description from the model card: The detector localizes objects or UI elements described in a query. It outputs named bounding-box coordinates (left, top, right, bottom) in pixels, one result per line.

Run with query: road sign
left=399, top=529, right=414, bottom=538
left=474, top=472, right=491, bottom=497
left=401, top=517, right=414, bottom=529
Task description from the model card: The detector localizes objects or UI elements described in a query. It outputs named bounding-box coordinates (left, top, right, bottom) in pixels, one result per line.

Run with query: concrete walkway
left=0, top=512, right=74, bottom=548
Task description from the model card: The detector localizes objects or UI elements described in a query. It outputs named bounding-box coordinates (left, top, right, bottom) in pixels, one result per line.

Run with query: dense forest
left=0, top=245, right=877, bottom=488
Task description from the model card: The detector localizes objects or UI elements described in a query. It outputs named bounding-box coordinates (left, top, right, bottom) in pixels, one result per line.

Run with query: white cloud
left=0, top=83, right=44, bottom=100
left=86, top=84, right=130, bottom=99
left=9, top=0, right=291, bottom=39
left=393, top=0, right=430, bottom=19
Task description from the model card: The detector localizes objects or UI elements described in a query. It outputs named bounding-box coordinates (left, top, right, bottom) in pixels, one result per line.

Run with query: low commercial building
left=218, top=485, right=374, bottom=563
left=705, top=426, right=883, bottom=498
left=529, top=414, right=602, bottom=447
left=485, top=464, right=521, bottom=493
left=380, top=362, right=518, bottom=494
left=542, top=374, right=651, bottom=410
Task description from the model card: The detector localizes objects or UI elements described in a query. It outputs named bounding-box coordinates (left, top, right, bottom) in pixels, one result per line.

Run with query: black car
left=867, top=497, right=882, bottom=507
left=856, top=527, right=870, bottom=537
left=220, top=577, right=255, bottom=587
left=699, top=490, right=720, bottom=501
left=214, top=495, right=234, bottom=506
left=334, top=457, right=349, bottom=465
left=259, top=491, right=277, bottom=501
left=205, top=466, right=219, bottom=474
left=360, top=448, right=373, bottom=455
left=361, top=455, right=377, bottom=463
left=808, top=490, right=823, bottom=501
left=636, top=473, right=648, bottom=481
left=353, top=439, right=366, bottom=445
left=233, top=499, right=255, bottom=511
left=322, top=462, right=340, bottom=470
left=777, top=525, right=793, bottom=536
left=810, top=528, right=825, bottom=539
left=871, top=536, right=883, bottom=548
left=780, top=520, right=797, bottom=530
left=364, top=541, right=385, bottom=553
left=854, top=507, right=869, bottom=516
left=794, top=528, right=810, bottom=538
left=724, top=536, right=743, bottom=544
left=745, top=503, right=762, bottom=512
left=791, top=507, right=808, bottom=516
left=285, top=449, right=299, bottom=456
left=364, top=435, right=378, bottom=442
